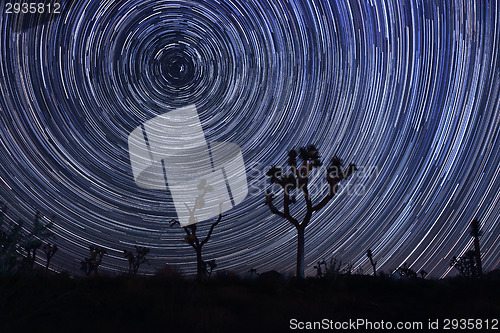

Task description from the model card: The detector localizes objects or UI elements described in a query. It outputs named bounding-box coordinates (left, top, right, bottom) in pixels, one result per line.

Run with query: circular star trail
left=0, top=0, right=499, bottom=277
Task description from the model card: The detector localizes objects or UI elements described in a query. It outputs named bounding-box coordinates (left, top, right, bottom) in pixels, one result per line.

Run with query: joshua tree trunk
left=470, top=219, right=483, bottom=277
left=370, top=259, right=377, bottom=277
left=473, top=235, right=482, bottom=276
left=196, top=247, right=204, bottom=281
left=296, top=226, right=305, bottom=279
left=366, top=249, right=377, bottom=277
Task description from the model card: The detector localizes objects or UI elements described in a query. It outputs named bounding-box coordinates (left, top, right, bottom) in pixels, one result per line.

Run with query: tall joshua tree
left=366, top=249, right=377, bottom=277
left=469, top=219, right=482, bottom=276
left=265, top=145, right=356, bottom=279
left=170, top=214, right=221, bottom=281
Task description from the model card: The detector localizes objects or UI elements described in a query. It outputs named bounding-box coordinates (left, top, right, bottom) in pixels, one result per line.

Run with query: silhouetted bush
left=314, top=258, right=356, bottom=280
left=154, top=264, right=184, bottom=280
left=450, top=250, right=480, bottom=278
left=0, top=204, right=56, bottom=274
left=394, top=263, right=418, bottom=279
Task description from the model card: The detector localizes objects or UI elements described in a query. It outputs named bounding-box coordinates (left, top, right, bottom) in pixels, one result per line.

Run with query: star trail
left=0, top=0, right=499, bottom=278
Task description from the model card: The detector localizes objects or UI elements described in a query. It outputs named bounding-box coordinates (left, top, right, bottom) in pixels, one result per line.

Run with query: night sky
left=0, top=0, right=499, bottom=278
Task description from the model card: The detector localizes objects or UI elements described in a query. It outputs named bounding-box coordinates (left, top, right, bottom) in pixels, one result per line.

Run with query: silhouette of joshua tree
left=170, top=179, right=222, bottom=281
left=314, top=260, right=326, bottom=278
left=124, top=246, right=150, bottom=276
left=43, top=243, right=58, bottom=271
left=21, top=211, right=55, bottom=271
left=366, top=249, right=377, bottom=277
left=0, top=202, right=22, bottom=272
left=81, top=245, right=106, bottom=276
left=0, top=204, right=57, bottom=273
left=396, top=263, right=417, bottom=279
left=265, top=145, right=356, bottom=279
left=170, top=216, right=221, bottom=281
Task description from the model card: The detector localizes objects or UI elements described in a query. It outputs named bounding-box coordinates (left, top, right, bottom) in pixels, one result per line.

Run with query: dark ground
left=0, top=272, right=499, bottom=333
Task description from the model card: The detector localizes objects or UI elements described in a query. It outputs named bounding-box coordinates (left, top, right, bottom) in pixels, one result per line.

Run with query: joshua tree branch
left=266, top=195, right=299, bottom=228
left=300, top=160, right=308, bottom=177
left=181, top=225, right=198, bottom=250
left=302, top=210, right=313, bottom=229
left=270, top=176, right=284, bottom=187
left=201, top=214, right=222, bottom=247
left=301, top=183, right=313, bottom=211
left=267, top=197, right=287, bottom=218
left=312, top=177, right=341, bottom=212
left=284, top=193, right=291, bottom=216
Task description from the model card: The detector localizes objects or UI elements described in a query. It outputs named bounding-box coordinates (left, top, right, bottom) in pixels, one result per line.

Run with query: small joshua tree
left=170, top=214, right=222, bottom=281
left=169, top=179, right=223, bottom=281
left=0, top=205, right=56, bottom=273
left=314, top=257, right=351, bottom=279
left=43, top=243, right=58, bottom=271
left=314, top=260, right=327, bottom=278
left=124, top=246, right=150, bottom=276
left=0, top=202, right=23, bottom=273
left=396, top=262, right=417, bottom=279
left=20, top=211, right=55, bottom=272
left=81, top=245, right=106, bottom=276
left=366, top=249, right=377, bottom=277
left=204, top=259, right=217, bottom=278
